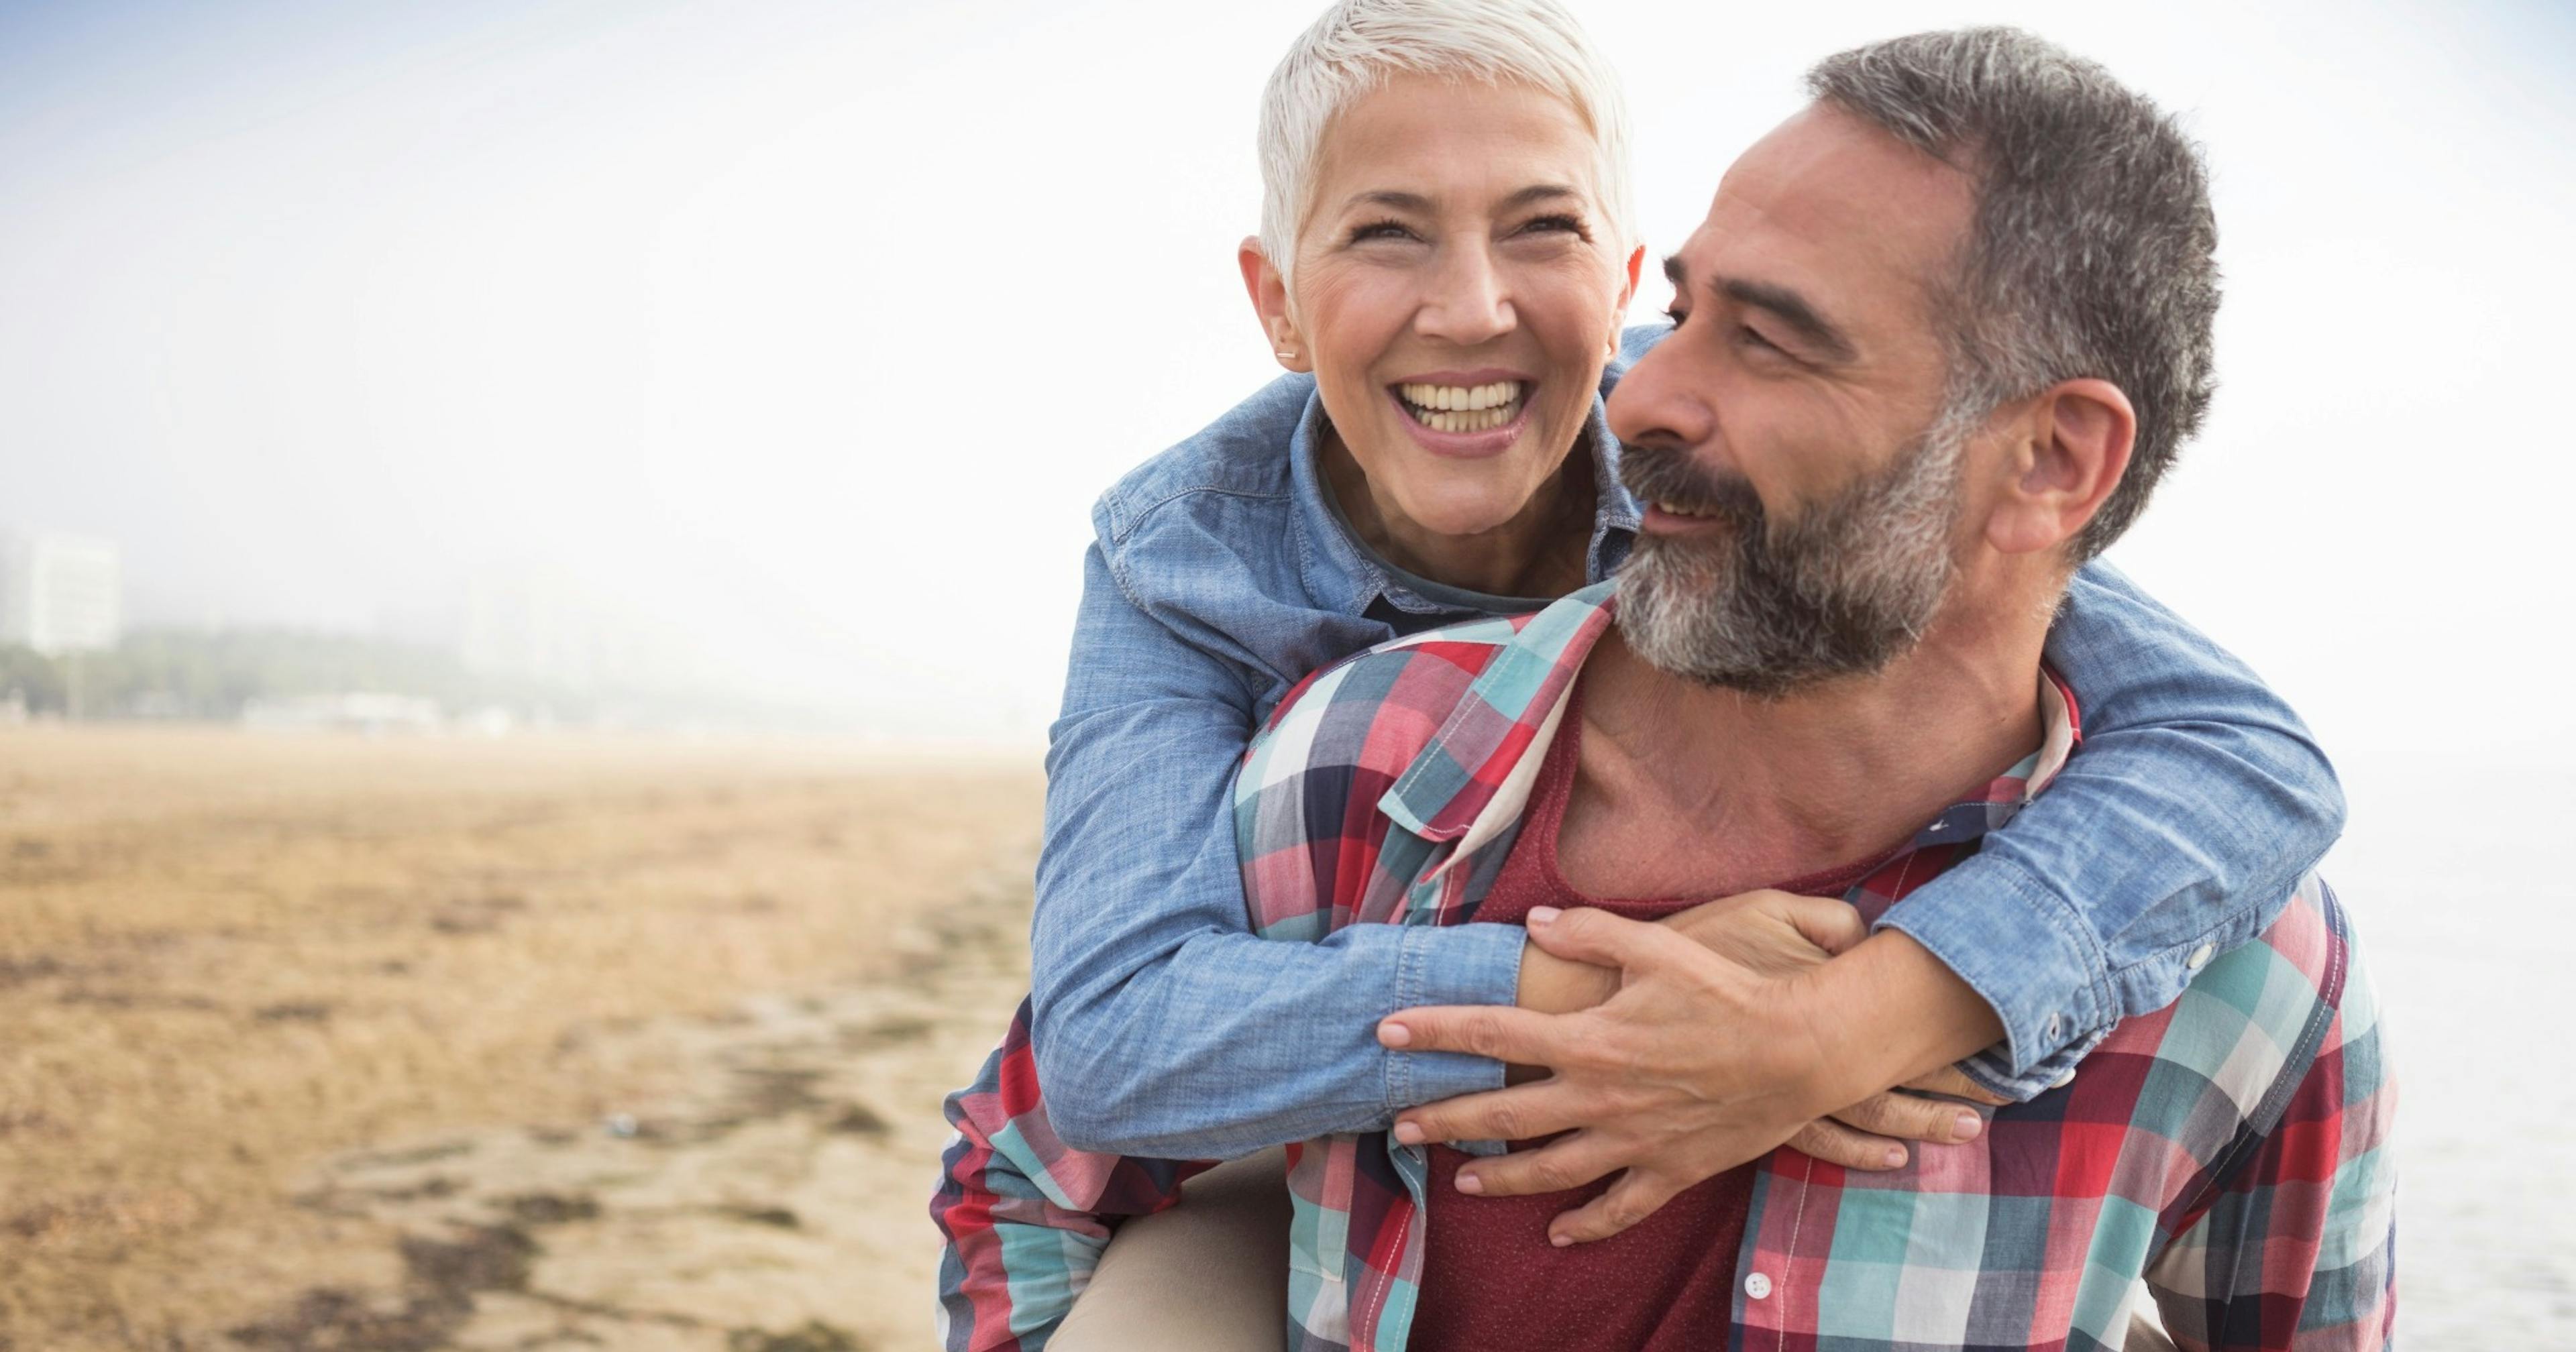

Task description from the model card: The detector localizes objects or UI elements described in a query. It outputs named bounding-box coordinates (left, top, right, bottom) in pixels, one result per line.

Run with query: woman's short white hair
left=1257, top=0, right=1639, bottom=282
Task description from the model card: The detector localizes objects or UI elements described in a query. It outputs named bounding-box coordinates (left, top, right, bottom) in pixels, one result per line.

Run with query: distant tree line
left=0, top=630, right=582, bottom=721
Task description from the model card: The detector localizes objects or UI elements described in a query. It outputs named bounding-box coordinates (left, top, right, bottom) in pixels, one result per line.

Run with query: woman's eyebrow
left=1342, top=184, right=1583, bottom=214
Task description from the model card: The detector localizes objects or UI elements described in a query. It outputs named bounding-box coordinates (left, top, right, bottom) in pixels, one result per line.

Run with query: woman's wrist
left=1795, top=931, right=2006, bottom=1110
left=1514, top=942, right=1619, bottom=1014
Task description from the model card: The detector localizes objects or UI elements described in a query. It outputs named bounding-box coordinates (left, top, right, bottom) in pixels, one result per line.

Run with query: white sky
left=4, top=0, right=2571, bottom=797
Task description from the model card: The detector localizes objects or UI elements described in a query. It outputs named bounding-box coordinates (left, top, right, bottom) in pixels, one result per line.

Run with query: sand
left=0, top=723, right=1043, bottom=1352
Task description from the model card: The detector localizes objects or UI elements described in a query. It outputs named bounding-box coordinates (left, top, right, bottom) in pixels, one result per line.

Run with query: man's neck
left=1558, top=597, right=2050, bottom=899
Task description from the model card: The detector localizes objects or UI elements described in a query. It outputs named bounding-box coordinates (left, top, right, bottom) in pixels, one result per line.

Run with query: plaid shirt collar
left=1387, top=580, right=2084, bottom=861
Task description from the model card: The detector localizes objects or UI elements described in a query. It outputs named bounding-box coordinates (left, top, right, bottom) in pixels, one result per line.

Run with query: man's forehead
left=1685, top=105, right=1976, bottom=313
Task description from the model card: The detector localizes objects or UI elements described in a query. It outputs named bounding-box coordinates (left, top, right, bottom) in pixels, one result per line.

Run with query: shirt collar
left=1389, top=587, right=2088, bottom=865
left=1905, top=667, right=2082, bottom=851
left=1289, top=382, right=1642, bottom=621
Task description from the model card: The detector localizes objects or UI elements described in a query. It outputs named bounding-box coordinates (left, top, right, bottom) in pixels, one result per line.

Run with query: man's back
left=1227, top=589, right=2399, bottom=1349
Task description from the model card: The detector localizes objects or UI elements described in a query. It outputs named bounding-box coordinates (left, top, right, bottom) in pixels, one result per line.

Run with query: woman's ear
left=1609, top=243, right=1646, bottom=357
left=1238, top=237, right=1308, bottom=372
left=1984, top=378, right=2137, bottom=557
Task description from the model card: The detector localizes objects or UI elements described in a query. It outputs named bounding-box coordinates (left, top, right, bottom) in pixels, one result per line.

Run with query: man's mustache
left=1618, top=442, right=1766, bottom=530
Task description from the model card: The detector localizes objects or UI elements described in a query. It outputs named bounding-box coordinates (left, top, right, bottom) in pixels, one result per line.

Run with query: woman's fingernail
left=1954, top=1112, right=1984, bottom=1141
left=1528, top=906, right=1562, bottom=926
left=1884, top=1145, right=1907, bottom=1168
left=1455, top=1171, right=1483, bottom=1194
left=1393, top=1121, right=1424, bottom=1145
left=1379, top=1021, right=1411, bottom=1048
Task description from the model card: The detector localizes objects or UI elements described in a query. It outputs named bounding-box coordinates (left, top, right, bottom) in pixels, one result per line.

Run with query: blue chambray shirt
left=1026, top=325, right=2345, bottom=1158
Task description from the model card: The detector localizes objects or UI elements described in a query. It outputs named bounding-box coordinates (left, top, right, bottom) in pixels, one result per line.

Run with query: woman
left=937, top=1, right=2341, bottom=1345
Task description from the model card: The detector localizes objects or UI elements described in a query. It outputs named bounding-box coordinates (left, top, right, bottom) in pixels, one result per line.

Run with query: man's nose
left=1415, top=243, right=1514, bottom=347
left=1607, top=337, right=1707, bottom=449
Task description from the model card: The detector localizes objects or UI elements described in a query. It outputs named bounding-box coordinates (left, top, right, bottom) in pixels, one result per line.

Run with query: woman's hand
left=1791, top=1064, right=2011, bottom=1172
left=1387, top=891, right=2010, bottom=1244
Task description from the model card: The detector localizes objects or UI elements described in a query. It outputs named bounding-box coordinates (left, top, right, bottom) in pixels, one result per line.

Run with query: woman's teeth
left=1397, top=381, right=1526, bottom=435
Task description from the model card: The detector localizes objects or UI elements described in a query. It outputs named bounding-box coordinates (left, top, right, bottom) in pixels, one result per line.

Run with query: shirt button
left=2186, top=942, right=2215, bottom=970
left=1745, top=1272, right=1772, bottom=1300
left=2053, top=1068, right=2078, bottom=1089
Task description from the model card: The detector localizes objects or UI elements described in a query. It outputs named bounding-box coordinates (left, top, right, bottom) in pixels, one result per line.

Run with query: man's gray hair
left=1806, top=27, right=2220, bottom=560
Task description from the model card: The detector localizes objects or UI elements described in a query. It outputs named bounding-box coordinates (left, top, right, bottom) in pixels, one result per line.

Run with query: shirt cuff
left=1384, top=921, right=1525, bottom=1111
left=1871, top=856, right=2116, bottom=1085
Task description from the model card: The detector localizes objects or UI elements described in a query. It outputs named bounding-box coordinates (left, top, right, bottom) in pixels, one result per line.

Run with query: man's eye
left=1664, top=306, right=1688, bottom=330
left=1737, top=325, right=1782, bottom=353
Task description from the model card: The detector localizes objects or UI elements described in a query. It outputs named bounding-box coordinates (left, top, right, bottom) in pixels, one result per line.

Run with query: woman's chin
left=1383, top=494, right=1537, bottom=543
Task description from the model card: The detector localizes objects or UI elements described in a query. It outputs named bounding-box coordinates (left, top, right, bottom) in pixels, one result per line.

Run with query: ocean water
left=2320, top=755, right=2576, bottom=1344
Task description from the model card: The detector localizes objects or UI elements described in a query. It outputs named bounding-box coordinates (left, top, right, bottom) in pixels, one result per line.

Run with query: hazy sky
left=5, top=0, right=2571, bottom=771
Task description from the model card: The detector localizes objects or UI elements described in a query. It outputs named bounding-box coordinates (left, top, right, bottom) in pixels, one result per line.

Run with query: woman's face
left=1254, top=76, right=1641, bottom=541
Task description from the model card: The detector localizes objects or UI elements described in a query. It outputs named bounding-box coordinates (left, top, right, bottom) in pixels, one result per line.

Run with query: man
left=938, top=27, right=2394, bottom=1351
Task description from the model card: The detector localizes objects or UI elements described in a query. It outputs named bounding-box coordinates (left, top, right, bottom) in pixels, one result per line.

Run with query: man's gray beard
left=1616, top=418, right=1970, bottom=697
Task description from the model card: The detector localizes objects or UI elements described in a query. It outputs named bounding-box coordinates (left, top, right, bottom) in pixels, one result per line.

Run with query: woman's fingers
left=1547, top=1168, right=1690, bottom=1246
left=1788, top=1117, right=1913, bottom=1171
left=1900, top=1063, right=2015, bottom=1105
left=1765, top=891, right=1870, bottom=955
left=1394, top=1079, right=1585, bottom=1148
left=1830, top=1089, right=1986, bottom=1145
left=1452, top=1131, right=1623, bottom=1199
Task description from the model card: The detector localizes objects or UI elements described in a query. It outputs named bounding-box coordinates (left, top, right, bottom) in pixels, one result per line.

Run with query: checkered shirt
left=932, top=582, right=2396, bottom=1351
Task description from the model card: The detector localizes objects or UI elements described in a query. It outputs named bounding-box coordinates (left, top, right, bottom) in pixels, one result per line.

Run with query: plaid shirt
left=934, top=583, right=2396, bottom=1351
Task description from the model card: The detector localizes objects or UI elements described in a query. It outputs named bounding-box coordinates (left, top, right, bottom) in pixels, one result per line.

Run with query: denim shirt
left=1027, top=325, right=2345, bottom=1158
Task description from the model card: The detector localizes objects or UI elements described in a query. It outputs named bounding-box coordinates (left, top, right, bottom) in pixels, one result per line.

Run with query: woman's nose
left=1415, top=245, right=1514, bottom=346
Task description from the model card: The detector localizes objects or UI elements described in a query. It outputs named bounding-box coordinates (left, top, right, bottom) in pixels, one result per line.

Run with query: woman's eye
left=1521, top=213, right=1588, bottom=237
left=1350, top=219, right=1416, bottom=243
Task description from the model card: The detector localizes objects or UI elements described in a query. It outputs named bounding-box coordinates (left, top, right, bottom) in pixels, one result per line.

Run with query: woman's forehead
left=1307, top=74, right=1603, bottom=215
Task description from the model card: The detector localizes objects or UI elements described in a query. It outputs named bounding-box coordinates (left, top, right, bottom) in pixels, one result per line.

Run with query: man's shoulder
left=1093, top=373, right=1313, bottom=550
left=1240, top=612, right=1535, bottom=790
left=2123, top=875, right=2372, bottom=1131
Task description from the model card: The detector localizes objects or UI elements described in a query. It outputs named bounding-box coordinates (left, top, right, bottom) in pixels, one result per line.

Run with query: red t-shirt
left=1409, top=691, right=1890, bottom=1352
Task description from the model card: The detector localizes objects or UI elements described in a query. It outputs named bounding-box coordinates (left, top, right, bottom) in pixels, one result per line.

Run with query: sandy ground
left=0, top=724, right=1044, bottom=1352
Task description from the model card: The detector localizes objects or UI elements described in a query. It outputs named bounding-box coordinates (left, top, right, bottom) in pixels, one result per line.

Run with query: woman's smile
left=1387, top=371, right=1536, bottom=457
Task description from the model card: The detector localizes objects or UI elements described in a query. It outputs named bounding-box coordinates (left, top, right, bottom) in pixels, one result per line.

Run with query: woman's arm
left=1873, top=561, right=2347, bottom=1096
left=1026, top=527, right=1524, bottom=1157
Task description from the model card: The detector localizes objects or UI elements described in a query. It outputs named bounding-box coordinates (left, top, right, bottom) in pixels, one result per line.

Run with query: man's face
left=1606, top=105, right=1987, bottom=693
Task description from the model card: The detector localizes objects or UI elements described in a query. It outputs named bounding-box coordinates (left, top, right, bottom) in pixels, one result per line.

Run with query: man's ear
left=1984, top=378, right=2135, bottom=557
left=1238, top=237, right=1309, bottom=373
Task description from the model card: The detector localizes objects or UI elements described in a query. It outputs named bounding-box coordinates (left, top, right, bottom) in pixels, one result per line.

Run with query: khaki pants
left=1053, top=1147, right=2178, bottom=1352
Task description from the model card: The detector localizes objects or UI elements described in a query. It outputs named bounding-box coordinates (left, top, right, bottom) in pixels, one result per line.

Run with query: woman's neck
left=1320, top=426, right=1597, bottom=600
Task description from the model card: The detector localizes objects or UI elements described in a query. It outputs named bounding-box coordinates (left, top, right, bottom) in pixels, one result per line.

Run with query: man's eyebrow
left=1663, top=255, right=1859, bottom=363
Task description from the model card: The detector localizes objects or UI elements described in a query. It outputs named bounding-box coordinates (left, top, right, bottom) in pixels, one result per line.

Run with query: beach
left=2, top=724, right=2565, bottom=1349
left=0, top=724, right=1042, bottom=1351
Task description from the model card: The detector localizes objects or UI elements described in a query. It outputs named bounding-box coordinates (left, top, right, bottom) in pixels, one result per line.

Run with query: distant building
left=0, top=531, right=122, bottom=655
